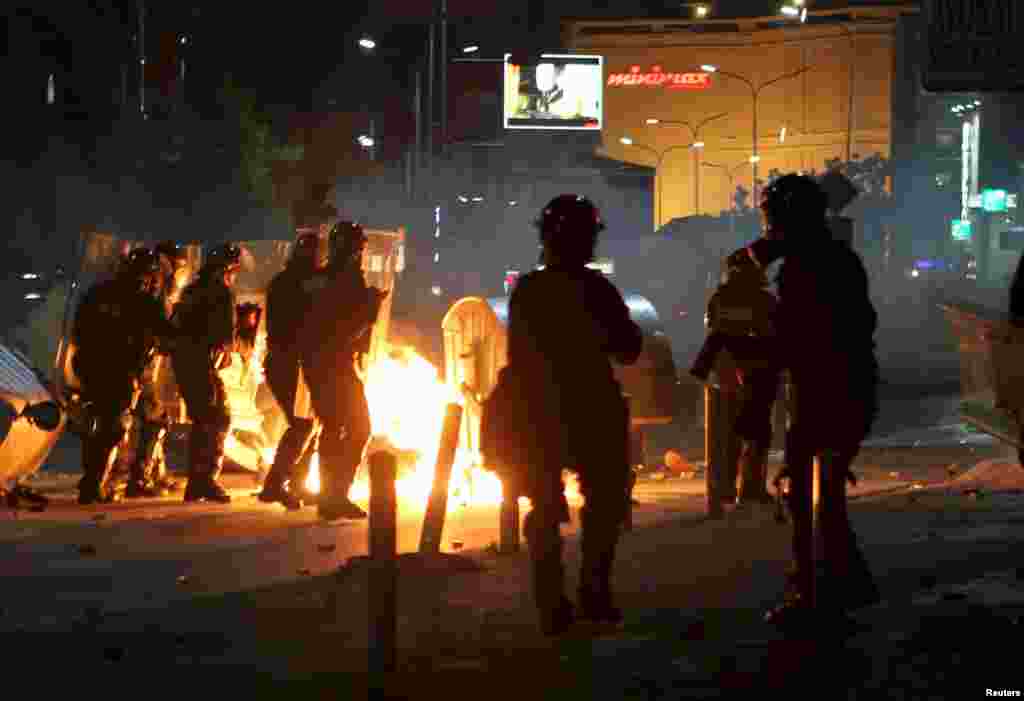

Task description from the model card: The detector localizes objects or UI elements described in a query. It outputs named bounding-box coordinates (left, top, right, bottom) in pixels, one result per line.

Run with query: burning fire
left=292, top=344, right=580, bottom=511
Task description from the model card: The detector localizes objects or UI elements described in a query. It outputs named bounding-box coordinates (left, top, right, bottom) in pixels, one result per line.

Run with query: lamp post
left=645, top=112, right=728, bottom=215
left=700, top=65, right=812, bottom=204
left=621, top=137, right=702, bottom=230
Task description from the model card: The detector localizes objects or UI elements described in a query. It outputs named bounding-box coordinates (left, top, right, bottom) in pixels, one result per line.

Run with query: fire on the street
left=263, top=345, right=581, bottom=511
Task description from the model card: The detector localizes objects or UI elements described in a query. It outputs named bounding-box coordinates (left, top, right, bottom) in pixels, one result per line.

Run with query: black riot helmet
left=203, top=242, right=243, bottom=275
left=119, top=247, right=162, bottom=293
left=759, top=174, right=829, bottom=243
left=723, top=247, right=767, bottom=287
left=328, top=221, right=367, bottom=268
left=155, top=240, right=187, bottom=264
left=291, top=231, right=323, bottom=270
left=536, top=194, right=605, bottom=267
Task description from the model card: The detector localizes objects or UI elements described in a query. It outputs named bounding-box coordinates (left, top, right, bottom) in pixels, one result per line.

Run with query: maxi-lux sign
left=923, top=0, right=1023, bottom=91
left=607, top=66, right=711, bottom=90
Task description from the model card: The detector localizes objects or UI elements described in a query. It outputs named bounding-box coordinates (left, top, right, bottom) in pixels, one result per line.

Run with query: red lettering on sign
left=607, top=67, right=711, bottom=90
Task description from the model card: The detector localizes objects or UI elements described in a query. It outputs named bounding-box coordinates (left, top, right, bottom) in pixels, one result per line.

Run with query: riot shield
left=54, top=231, right=145, bottom=398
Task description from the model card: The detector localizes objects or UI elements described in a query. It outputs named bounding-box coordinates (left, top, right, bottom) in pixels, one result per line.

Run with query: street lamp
left=358, top=36, right=376, bottom=50
left=699, top=64, right=812, bottom=203
left=645, top=112, right=728, bottom=215
left=622, top=136, right=701, bottom=229
left=462, top=45, right=479, bottom=54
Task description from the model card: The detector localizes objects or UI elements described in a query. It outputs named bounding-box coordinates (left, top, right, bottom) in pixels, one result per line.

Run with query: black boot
left=526, top=509, right=574, bottom=636
left=578, top=510, right=623, bottom=625
left=78, top=426, right=123, bottom=505
left=258, top=479, right=303, bottom=510
left=184, top=429, right=231, bottom=504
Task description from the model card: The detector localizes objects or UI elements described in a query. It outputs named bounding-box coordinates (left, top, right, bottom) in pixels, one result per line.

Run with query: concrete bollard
left=368, top=450, right=398, bottom=685
left=499, top=489, right=520, bottom=554
left=419, top=403, right=464, bottom=554
left=704, top=385, right=724, bottom=519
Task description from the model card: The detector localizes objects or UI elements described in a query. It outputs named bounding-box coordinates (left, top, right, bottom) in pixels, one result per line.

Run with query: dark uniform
left=258, top=232, right=322, bottom=510
left=750, top=175, right=880, bottom=627
left=170, top=243, right=240, bottom=503
left=127, top=241, right=190, bottom=497
left=507, top=195, right=643, bottom=636
left=300, top=222, right=385, bottom=521
left=72, top=249, right=174, bottom=505
left=691, top=253, right=780, bottom=504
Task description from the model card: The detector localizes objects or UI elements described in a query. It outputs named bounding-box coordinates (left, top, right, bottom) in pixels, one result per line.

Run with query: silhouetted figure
left=505, top=195, right=643, bottom=636
left=170, top=243, right=242, bottom=503
left=259, top=232, right=322, bottom=511
left=746, top=174, right=881, bottom=631
left=300, top=221, right=388, bottom=521
left=127, top=241, right=191, bottom=497
left=72, top=248, right=173, bottom=504
left=692, top=251, right=780, bottom=505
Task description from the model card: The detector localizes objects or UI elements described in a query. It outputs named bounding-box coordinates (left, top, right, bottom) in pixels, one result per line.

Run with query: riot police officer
left=126, top=240, right=191, bottom=497
left=743, top=174, right=880, bottom=629
left=258, top=232, right=322, bottom=510
left=72, top=248, right=174, bottom=505
left=691, top=251, right=780, bottom=505
left=507, top=195, right=643, bottom=636
left=300, top=221, right=387, bottom=521
left=170, top=242, right=241, bottom=503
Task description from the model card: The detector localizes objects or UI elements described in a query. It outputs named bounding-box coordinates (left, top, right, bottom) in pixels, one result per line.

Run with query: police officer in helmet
left=507, top=195, right=643, bottom=636
left=259, top=231, right=323, bottom=510
left=72, top=247, right=175, bottom=504
left=127, top=240, right=191, bottom=497
left=744, top=174, right=880, bottom=629
left=170, top=242, right=242, bottom=503
left=691, top=250, right=780, bottom=506
left=300, top=221, right=387, bottom=521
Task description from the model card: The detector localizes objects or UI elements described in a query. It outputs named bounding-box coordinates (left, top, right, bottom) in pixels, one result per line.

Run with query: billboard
left=503, top=54, right=603, bottom=131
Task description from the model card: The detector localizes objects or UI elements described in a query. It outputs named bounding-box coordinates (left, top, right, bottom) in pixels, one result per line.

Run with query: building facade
left=565, top=4, right=916, bottom=228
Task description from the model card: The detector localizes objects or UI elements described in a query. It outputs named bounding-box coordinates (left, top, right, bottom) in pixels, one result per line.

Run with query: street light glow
left=645, top=118, right=660, bottom=125
left=701, top=64, right=718, bottom=73
left=462, top=45, right=479, bottom=53
left=749, top=155, right=761, bottom=163
left=691, top=141, right=705, bottom=149
left=694, top=4, right=709, bottom=18
left=620, top=137, right=634, bottom=145
left=358, top=37, right=376, bottom=50
left=357, top=135, right=375, bottom=147
left=779, top=126, right=787, bottom=142
left=24, top=293, right=41, bottom=300
left=21, top=273, right=39, bottom=280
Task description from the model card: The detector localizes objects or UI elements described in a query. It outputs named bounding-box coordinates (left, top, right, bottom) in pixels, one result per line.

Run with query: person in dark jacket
left=127, top=240, right=191, bottom=497
left=742, top=174, right=881, bottom=630
left=170, top=243, right=241, bottom=503
left=507, top=194, right=643, bottom=636
left=72, top=248, right=175, bottom=505
left=692, top=252, right=781, bottom=505
left=258, top=232, right=323, bottom=510
left=300, top=221, right=387, bottom=521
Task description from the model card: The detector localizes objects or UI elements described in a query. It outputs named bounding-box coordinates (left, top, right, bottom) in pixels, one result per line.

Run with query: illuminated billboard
left=503, top=54, right=603, bottom=131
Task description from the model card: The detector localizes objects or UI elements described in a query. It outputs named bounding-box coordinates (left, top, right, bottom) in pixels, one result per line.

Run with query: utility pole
left=138, top=0, right=146, bottom=118
left=440, top=0, right=448, bottom=158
